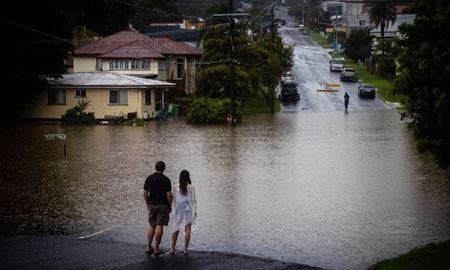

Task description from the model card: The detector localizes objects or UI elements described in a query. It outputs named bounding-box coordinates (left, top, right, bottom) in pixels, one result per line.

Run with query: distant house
left=73, top=30, right=202, bottom=95
left=343, top=13, right=374, bottom=36
left=22, top=72, right=174, bottom=120
left=370, top=14, right=415, bottom=55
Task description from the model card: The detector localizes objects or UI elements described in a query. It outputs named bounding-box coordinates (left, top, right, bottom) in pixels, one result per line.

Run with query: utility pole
left=213, top=3, right=248, bottom=126
left=270, top=1, right=275, bottom=40
left=334, top=9, right=338, bottom=52
left=302, top=0, right=305, bottom=26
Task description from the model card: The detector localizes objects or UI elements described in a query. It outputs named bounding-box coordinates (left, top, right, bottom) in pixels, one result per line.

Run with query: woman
left=171, top=170, right=197, bottom=255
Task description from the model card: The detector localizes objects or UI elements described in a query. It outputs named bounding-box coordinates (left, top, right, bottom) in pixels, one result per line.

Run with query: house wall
left=22, top=87, right=161, bottom=120
left=157, top=57, right=198, bottom=95
left=73, top=57, right=97, bottom=73
left=186, top=58, right=198, bottom=94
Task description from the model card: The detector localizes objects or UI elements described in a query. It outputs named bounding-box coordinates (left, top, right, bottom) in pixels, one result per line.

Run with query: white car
left=330, top=57, right=345, bottom=72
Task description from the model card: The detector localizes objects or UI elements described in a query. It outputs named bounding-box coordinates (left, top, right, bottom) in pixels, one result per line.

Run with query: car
left=340, top=67, right=358, bottom=82
left=358, top=83, right=376, bottom=98
left=299, top=24, right=304, bottom=32
left=330, top=57, right=345, bottom=72
left=280, top=78, right=300, bottom=101
left=274, top=18, right=286, bottom=26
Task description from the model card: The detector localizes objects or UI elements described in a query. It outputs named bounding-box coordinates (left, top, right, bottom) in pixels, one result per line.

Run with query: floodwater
left=0, top=112, right=449, bottom=270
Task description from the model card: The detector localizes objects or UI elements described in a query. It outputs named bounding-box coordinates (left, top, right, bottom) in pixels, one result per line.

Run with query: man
left=144, top=161, right=173, bottom=255
left=344, top=92, right=350, bottom=111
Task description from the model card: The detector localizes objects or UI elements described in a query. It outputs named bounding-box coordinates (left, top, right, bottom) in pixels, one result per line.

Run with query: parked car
left=340, top=67, right=358, bottom=82
left=358, top=83, right=376, bottom=98
left=280, top=79, right=300, bottom=101
left=330, top=57, right=345, bottom=72
left=299, top=24, right=304, bottom=33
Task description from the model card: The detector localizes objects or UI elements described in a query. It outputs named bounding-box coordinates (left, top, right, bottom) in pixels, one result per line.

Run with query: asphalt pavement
left=0, top=235, right=326, bottom=270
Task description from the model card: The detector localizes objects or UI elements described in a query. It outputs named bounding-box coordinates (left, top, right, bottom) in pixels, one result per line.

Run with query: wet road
left=277, top=7, right=390, bottom=113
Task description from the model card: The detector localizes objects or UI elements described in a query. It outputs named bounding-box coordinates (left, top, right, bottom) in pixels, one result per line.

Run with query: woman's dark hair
left=179, top=170, right=191, bottom=196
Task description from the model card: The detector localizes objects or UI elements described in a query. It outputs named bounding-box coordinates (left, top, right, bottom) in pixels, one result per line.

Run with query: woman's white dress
left=172, top=184, right=197, bottom=232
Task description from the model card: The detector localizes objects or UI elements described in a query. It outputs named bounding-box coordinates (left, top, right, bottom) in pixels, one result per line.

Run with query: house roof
left=98, top=40, right=165, bottom=59
left=370, top=14, right=415, bottom=38
left=48, top=72, right=175, bottom=88
left=74, top=30, right=202, bottom=58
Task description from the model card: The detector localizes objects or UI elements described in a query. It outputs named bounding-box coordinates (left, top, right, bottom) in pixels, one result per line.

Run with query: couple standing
left=143, top=161, right=197, bottom=255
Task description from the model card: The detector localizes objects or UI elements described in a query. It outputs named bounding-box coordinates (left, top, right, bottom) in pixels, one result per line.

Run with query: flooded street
left=1, top=112, right=449, bottom=270
left=0, top=7, right=449, bottom=270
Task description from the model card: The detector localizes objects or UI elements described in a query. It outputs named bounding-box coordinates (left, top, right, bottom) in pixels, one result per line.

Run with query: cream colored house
left=23, top=72, right=174, bottom=120
left=73, top=31, right=202, bottom=95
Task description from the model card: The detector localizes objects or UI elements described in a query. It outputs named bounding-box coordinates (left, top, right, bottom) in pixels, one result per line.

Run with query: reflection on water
left=1, top=111, right=449, bottom=270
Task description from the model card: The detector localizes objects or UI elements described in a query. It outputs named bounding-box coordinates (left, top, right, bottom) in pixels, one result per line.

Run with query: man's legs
left=154, top=225, right=164, bottom=254
left=146, top=225, right=155, bottom=252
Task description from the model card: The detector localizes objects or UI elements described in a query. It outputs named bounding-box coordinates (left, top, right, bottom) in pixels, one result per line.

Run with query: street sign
left=326, top=27, right=346, bottom=33
left=317, top=83, right=340, bottom=92
left=317, top=89, right=339, bottom=92
left=44, top=133, right=66, bottom=140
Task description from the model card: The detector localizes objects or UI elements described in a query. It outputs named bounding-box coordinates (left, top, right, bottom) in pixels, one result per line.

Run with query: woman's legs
left=171, top=230, right=179, bottom=254
left=184, top=223, right=192, bottom=254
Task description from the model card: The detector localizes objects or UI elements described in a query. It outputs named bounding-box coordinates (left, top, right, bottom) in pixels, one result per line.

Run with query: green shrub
left=186, top=97, right=242, bottom=124
left=125, top=117, right=146, bottom=126
left=61, top=99, right=96, bottom=124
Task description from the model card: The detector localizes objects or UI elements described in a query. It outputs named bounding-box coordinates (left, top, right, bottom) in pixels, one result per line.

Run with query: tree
left=394, top=0, right=450, bottom=169
left=367, top=0, right=396, bottom=55
left=344, top=30, right=372, bottom=62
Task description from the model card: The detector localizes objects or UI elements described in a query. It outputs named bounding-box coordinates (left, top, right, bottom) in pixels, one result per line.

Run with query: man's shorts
left=148, top=204, right=170, bottom=227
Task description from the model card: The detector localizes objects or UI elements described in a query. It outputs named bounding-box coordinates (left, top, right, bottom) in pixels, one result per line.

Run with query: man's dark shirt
left=144, top=172, right=172, bottom=206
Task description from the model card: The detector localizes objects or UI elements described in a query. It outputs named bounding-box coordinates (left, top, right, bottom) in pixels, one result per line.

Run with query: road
left=276, top=7, right=391, bottom=113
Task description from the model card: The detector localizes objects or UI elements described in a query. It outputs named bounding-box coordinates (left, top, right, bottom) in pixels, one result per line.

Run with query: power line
left=0, top=17, right=72, bottom=44
left=110, top=0, right=200, bottom=20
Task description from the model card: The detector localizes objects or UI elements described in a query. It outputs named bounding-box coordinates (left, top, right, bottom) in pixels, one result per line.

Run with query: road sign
left=325, top=27, right=346, bottom=33
left=317, top=89, right=339, bottom=92
left=44, top=133, right=66, bottom=140
left=317, top=83, right=340, bottom=93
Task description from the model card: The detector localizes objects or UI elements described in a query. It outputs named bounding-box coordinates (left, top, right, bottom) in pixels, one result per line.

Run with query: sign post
left=43, top=133, right=66, bottom=156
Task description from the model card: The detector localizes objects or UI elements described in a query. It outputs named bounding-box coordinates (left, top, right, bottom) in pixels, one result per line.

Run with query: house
left=73, top=30, right=202, bottom=96
left=370, top=14, right=416, bottom=55
left=343, top=13, right=373, bottom=36
left=22, top=72, right=174, bottom=120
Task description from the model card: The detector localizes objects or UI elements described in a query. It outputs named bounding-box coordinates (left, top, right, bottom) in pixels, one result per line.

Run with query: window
left=96, top=59, right=102, bottom=71
left=145, top=89, right=151, bottom=105
left=48, top=89, right=66, bottom=105
left=155, top=89, right=162, bottom=111
left=75, top=89, right=86, bottom=98
left=176, top=58, right=185, bottom=78
left=109, top=89, right=128, bottom=105
left=140, top=59, right=150, bottom=69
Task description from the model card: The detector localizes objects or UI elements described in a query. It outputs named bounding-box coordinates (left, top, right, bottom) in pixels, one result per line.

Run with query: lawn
left=370, top=240, right=450, bottom=270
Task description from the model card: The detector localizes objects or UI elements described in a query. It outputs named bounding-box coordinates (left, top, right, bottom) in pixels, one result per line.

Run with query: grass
left=244, top=95, right=281, bottom=113
left=370, top=240, right=450, bottom=270
left=308, top=30, right=402, bottom=103
left=308, top=29, right=332, bottom=48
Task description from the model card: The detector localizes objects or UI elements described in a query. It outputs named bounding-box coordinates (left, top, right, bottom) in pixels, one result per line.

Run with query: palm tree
left=367, top=0, right=396, bottom=55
